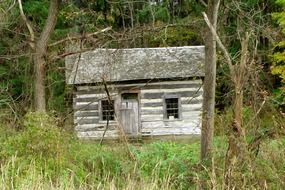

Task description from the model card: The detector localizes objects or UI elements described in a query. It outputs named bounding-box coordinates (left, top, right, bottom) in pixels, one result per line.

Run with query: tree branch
left=7, top=0, right=17, bottom=12
left=48, top=27, right=112, bottom=47
left=199, top=0, right=207, bottom=7
left=36, top=0, right=59, bottom=54
left=202, top=12, right=234, bottom=76
left=18, top=0, right=35, bottom=49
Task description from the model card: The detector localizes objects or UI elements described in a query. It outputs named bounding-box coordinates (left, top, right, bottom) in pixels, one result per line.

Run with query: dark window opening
left=101, top=100, right=115, bottom=121
left=165, top=98, right=179, bottom=119
left=121, top=93, right=138, bottom=100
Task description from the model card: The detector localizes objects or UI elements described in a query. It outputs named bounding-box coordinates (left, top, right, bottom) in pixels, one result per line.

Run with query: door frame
left=119, top=90, right=141, bottom=134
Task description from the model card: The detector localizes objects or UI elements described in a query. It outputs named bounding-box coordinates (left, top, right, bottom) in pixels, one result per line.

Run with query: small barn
left=65, top=46, right=205, bottom=139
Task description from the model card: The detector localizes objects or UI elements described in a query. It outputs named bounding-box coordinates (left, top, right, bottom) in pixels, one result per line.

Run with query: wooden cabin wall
left=73, top=87, right=120, bottom=139
left=72, top=79, right=203, bottom=139
left=140, top=80, right=203, bottom=136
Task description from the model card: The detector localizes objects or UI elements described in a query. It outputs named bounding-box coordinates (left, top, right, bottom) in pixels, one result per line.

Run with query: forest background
left=0, top=0, right=284, bottom=189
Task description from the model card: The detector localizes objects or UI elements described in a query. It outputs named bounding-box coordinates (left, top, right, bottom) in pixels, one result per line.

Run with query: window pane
left=101, top=100, right=115, bottom=121
left=165, top=98, right=179, bottom=119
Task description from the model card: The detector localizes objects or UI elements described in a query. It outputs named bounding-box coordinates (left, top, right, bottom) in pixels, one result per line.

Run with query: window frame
left=163, top=94, right=182, bottom=120
left=99, top=99, right=115, bottom=122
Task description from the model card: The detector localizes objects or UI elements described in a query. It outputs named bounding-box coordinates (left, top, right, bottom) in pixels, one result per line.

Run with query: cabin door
left=120, top=93, right=139, bottom=136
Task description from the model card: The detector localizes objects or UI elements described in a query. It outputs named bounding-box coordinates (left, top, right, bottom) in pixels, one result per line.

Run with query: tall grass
left=0, top=112, right=284, bottom=189
left=0, top=156, right=177, bottom=190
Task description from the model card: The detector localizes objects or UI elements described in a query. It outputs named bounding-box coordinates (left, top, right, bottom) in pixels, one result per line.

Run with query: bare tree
left=203, top=5, right=264, bottom=187
left=201, top=0, right=221, bottom=161
left=18, top=0, right=60, bottom=112
left=34, top=0, right=60, bottom=112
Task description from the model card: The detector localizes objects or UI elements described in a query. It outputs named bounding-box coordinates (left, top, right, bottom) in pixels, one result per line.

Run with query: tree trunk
left=224, top=34, right=250, bottom=188
left=201, top=0, right=220, bottom=161
left=34, top=0, right=60, bottom=112
left=234, top=84, right=243, bottom=128
left=232, top=33, right=249, bottom=132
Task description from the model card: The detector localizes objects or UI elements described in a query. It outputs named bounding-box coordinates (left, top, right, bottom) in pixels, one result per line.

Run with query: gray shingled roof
left=65, top=46, right=205, bottom=84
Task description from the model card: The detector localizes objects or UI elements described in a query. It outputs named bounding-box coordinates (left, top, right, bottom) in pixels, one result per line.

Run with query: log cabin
left=65, top=46, right=205, bottom=139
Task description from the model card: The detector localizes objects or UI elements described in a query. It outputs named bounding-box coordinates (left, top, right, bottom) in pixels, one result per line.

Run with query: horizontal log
left=75, top=117, right=100, bottom=125
left=76, top=90, right=118, bottom=96
left=141, top=109, right=163, bottom=115
left=75, top=97, right=100, bottom=103
left=141, top=120, right=201, bottom=128
left=141, top=122, right=201, bottom=134
left=75, top=124, right=117, bottom=132
left=74, top=104, right=98, bottom=111
left=141, top=128, right=201, bottom=136
left=75, top=102, right=98, bottom=106
left=118, top=83, right=203, bottom=91
left=77, top=130, right=119, bottom=139
left=181, top=112, right=202, bottom=119
left=141, top=114, right=163, bottom=121
left=77, top=85, right=106, bottom=91
left=141, top=99, right=202, bottom=107
left=182, top=104, right=203, bottom=112
left=140, top=104, right=202, bottom=115
left=141, top=102, right=163, bottom=107
left=142, top=90, right=203, bottom=99
left=141, top=98, right=162, bottom=103
left=74, top=111, right=99, bottom=117
left=75, top=92, right=107, bottom=99
left=140, top=96, right=202, bottom=103
left=141, top=126, right=200, bottom=133
left=76, top=80, right=202, bottom=90
left=141, top=112, right=201, bottom=122
left=139, top=83, right=202, bottom=90
left=141, top=87, right=202, bottom=93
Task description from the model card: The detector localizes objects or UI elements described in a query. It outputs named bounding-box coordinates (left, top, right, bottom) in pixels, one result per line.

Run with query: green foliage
left=271, top=0, right=285, bottom=109
left=144, top=26, right=202, bottom=47
left=272, top=88, right=285, bottom=107
left=23, top=0, right=49, bottom=29
left=0, top=57, right=32, bottom=113
left=0, top=112, right=73, bottom=180
left=155, top=7, right=170, bottom=22
left=134, top=142, right=199, bottom=188
left=0, top=110, right=285, bottom=189
left=0, top=113, right=199, bottom=188
left=136, top=6, right=152, bottom=23
left=272, top=40, right=285, bottom=83
left=0, top=112, right=66, bottom=158
left=215, top=104, right=285, bottom=136
left=46, top=62, right=67, bottom=112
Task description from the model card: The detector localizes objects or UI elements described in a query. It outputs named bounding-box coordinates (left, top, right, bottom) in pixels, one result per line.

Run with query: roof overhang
left=65, top=46, right=205, bottom=85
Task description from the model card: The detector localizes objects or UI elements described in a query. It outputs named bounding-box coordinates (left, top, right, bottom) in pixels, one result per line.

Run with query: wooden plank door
left=120, top=99, right=139, bottom=135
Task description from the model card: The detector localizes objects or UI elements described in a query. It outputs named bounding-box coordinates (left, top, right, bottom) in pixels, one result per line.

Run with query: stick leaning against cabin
left=100, top=78, right=112, bottom=145
left=99, top=78, right=136, bottom=160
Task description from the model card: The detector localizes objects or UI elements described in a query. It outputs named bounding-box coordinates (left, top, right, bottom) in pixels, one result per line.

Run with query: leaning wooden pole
left=201, top=0, right=220, bottom=161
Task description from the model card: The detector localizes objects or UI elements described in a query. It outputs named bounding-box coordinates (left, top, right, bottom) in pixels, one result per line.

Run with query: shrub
left=0, top=112, right=73, bottom=179
left=134, top=141, right=200, bottom=189
left=1, top=112, right=66, bottom=158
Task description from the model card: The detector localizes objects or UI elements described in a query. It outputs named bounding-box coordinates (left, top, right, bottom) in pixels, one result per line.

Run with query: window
left=164, top=96, right=180, bottom=120
left=101, top=100, right=115, bottom=121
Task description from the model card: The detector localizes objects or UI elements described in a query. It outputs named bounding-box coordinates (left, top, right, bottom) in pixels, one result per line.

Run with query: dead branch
left=99, top=119, right=109, bottom=145
left=237, top=32, right=250, bottom=87
left=100, top=78, right=112, bottom=145
left=48, top=27, right=112, bottom=47
left=202, top=12, right=234, bottom=76
left=71, top=38, right=84, bottom=85
left=18, top=0, right=35, bottom=49
left=199, top=0, right=207, bottom=7
left=51, top=48, right=94, bottom=60
left=7, top=0, right=16, bottom=12
left=99, top=78, right=136, bottom=160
